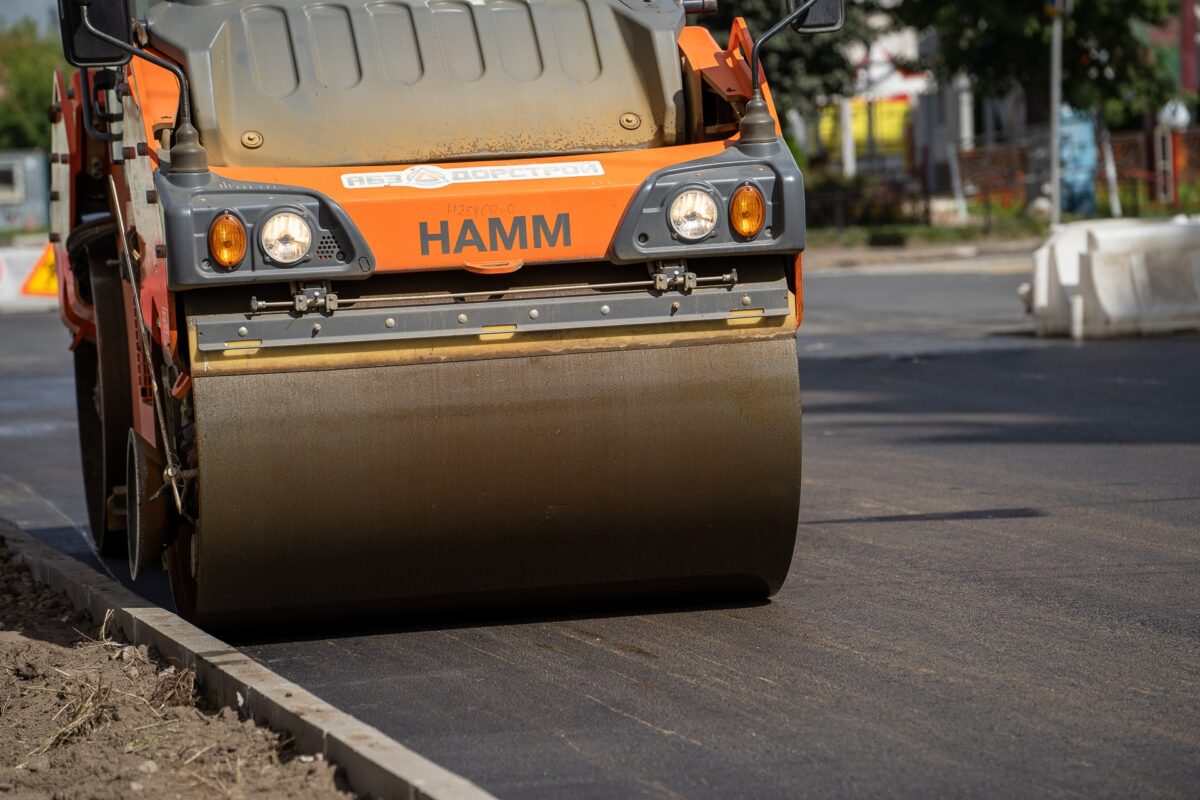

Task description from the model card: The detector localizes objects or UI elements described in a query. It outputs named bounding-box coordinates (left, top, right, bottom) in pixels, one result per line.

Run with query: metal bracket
left=80, top=68, right=122, bottom=143
left=253, top=283, right=339, bottom=314
left=293, top=282, right=338, bottom=314
left=651, top=261, right=700, bottom=293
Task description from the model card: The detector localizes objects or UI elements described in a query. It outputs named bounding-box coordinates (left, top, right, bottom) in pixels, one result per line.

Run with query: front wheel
left=68, top=219, right=132, bottom=554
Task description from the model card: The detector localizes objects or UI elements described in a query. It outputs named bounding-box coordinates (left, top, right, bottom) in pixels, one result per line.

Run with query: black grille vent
left=315, top=234, right=340, bottom=261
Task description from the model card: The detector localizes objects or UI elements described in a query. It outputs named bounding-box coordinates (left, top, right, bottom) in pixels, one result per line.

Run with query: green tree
left=703, top=0, right=878, bottom=114
left=0, top=19, right=68, bottom=150
left=892, top=0, right=1178, bottom=127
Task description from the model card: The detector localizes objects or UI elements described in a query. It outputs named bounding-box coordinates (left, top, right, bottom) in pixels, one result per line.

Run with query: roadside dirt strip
left=0, top=520, right=497, bottom=800
left=1, top=540, right=352, bottom=798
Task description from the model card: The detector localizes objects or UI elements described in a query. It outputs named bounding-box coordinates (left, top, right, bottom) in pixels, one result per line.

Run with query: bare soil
left=0, top=543, right=355, bottom=799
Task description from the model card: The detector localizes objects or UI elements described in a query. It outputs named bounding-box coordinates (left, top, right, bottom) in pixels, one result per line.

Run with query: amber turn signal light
left=729, top=184, right=766, bottom=239
left=208, top=212, right=247, bottom=269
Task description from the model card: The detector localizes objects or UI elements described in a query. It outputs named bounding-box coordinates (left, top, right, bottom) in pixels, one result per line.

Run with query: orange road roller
left=49, top=0, right=841, bottom=626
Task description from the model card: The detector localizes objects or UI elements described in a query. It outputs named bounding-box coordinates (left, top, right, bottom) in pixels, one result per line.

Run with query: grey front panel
left=147, top=0, right=685, bottom=167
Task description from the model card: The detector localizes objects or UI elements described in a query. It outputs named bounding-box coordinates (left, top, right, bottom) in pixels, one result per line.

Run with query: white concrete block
left=1030, top=219, right=1200, bottom=339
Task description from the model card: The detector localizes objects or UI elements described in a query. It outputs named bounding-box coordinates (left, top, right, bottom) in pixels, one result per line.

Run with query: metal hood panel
left=147, top=0, right=685, bottom=167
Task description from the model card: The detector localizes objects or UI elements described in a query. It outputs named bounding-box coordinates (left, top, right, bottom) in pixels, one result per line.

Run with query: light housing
left=259, top=210, right=313, bottom=264
left=668, top=189, right=719, bottom=241
left=730, top=184, right=766, bottom=239
left=207, top=212, right=247, bottom=269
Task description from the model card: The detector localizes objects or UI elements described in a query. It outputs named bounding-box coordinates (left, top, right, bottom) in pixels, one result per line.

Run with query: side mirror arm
left=79, top=1, right=190, bottom=124
left=79, top=1, right=207, bottom=172
left=740, top=0, right=820, bottom=145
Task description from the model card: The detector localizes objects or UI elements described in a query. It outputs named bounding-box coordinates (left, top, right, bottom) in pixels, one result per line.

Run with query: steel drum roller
left=187, top=336, right=801, bottom=627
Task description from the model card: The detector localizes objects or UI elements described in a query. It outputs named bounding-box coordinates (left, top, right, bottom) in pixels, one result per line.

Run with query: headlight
left=259, top=211, right=312, bottom=264
left=668, top=189, right=719, bottom=241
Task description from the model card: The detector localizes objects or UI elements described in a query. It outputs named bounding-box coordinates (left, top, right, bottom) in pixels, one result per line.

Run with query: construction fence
left=805, top=121, right=1200, bottom=230
left=954, top=126, right=1200, bottom=219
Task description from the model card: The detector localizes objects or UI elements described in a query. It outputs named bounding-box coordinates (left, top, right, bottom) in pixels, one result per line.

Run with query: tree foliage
left=0, top=19, right=68, bottom=150
left=702, top=0, right=878, bottom=113
left=892, top=0, right=1178, bottom=127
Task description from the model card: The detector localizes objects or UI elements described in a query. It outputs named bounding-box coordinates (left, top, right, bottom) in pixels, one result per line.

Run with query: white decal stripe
left=341, top=161, right=606, bottom=190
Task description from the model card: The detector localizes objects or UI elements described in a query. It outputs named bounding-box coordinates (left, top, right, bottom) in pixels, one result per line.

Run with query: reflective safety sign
left=20, top=243, right=58, bottom=297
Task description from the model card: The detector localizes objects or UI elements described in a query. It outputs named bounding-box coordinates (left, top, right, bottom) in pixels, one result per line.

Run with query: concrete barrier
left=1030, top=218, right=1200, bottom=339
left=0, top=243, right=58, bottom=313
left=1030, top=219, right=1138, bottom=336
left=1078, top=223, right=1200, bottom=338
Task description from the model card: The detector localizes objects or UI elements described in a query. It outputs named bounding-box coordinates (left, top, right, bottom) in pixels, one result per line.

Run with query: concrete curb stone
left=805, top=237, right=1041, bottom=270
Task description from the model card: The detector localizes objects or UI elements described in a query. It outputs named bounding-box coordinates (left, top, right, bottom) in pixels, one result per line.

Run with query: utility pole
left=865, top=43, right=877, bottom=173
left=1049, top=0, right=1065, bottom=226
left=840, top=97, right=857, bottom=178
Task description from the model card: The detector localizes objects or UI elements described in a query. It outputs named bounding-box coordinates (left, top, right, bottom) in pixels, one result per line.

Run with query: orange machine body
left=49, top=8, right=809, bottom=620
left=53, top=20, right=801, bottom=454
left=119, top=22, right=784, bottom=275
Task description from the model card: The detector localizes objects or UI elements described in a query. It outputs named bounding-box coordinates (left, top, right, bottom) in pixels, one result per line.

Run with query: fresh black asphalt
left=2, top=266, right=1197, bottom=797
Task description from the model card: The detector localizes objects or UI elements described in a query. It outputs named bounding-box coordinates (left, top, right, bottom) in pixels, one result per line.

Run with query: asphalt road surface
left=2, top=261, right=1197, bottom=798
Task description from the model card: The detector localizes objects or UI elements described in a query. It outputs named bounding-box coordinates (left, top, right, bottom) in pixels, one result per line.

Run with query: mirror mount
left=739, top=0, right=842, bottom=146
left=75, top=0, right=208, bottom=173
left=80, top=67, right=123, bottom=142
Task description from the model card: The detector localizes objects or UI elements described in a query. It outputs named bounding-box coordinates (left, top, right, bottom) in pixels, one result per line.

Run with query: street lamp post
left=1049, top=0, right=1064, bottom=226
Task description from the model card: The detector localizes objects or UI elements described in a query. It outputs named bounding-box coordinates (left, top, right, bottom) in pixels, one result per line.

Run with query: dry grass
left=31, top=675, right=117, bottom=755
left=1, top=542, right=353, bottom=799
left=151, top=665, right=197, bottom=708
left=16, top=608, right=200, bottom=759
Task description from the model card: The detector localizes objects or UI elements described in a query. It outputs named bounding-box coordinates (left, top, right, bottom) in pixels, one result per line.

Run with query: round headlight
left=260, top=211, right=312, bottom=264
left=668, top=189, right=719, bottom=241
